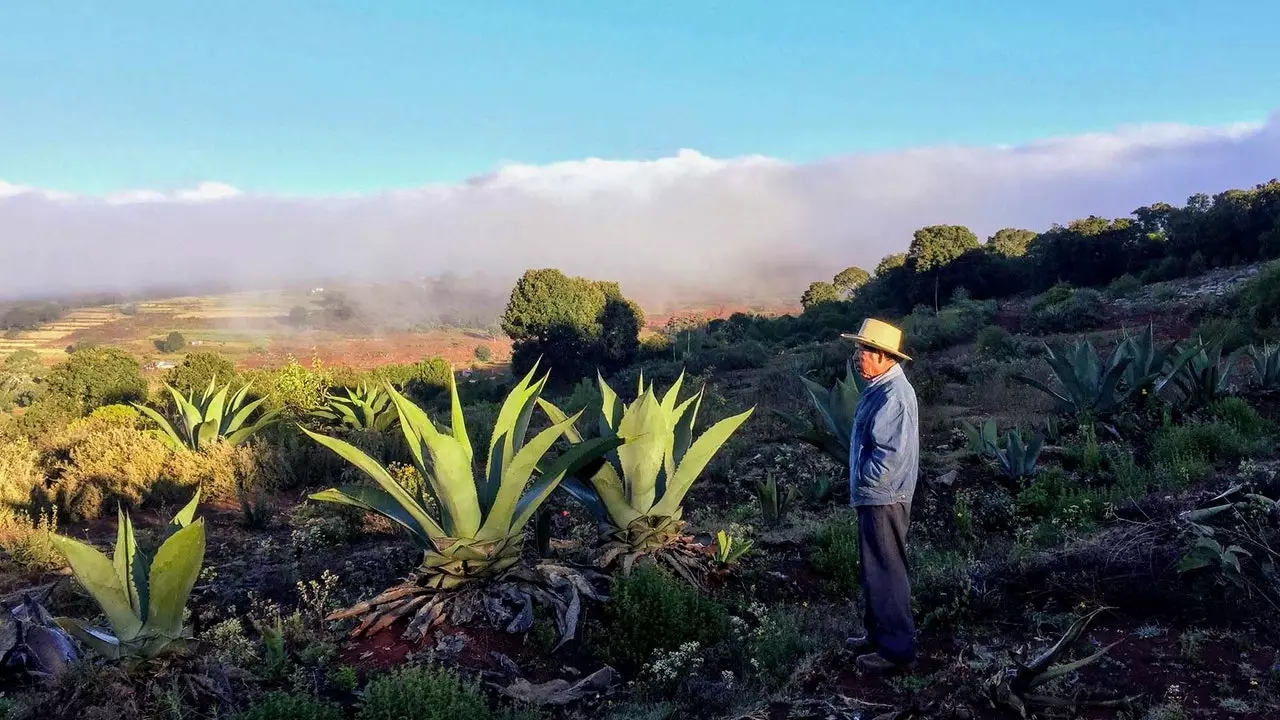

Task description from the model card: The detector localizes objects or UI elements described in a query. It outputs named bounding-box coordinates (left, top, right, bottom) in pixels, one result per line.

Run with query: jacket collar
left=866, top=362, right=903, bottom=389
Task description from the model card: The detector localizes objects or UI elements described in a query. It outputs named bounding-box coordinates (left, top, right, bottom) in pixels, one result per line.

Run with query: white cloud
left=2, top=112, right=1279, bottom=309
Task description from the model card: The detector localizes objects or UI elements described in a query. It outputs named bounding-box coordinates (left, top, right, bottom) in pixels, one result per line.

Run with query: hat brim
left=840, top=333, right=912, bottom=362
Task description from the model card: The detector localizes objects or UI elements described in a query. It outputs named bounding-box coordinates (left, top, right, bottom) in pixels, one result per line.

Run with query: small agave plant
left=712, top=531, right=753, bottom=568
left=305, top=363, right=622, bottom=643
left=134, top=377, right=280, bottom=451
left=311, top=382, right=400, bottom=432
left=1245, top=343, right=1280, bottom=392
left=755, top=474, right=797, bottom=527
left=50, top=489, right=205, bottom=660
left=996, top=428, right=1044, bottom=481
left=987, top=607, right=1127, bottom=717
left=539, top=371, right=754, bottom=585
left=960, top=418, right=1001, bottom=458
left=1154, top=336, right=1245, bottom=411
left=773, top=359, right=865, bottom=466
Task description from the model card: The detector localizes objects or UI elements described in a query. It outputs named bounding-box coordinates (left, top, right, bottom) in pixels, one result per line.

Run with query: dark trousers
left=857, top=502, right=916, bottom=663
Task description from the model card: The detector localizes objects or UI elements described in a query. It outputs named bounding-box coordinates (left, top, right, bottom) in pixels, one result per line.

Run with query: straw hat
left=841, top=318, right=912, bottom=362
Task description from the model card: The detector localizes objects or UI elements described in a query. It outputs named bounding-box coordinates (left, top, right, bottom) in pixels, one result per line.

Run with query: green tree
left=875, top=253, right=907, bottom=276
left=43, top=347, right=148, bottom=412
left=986, top=228, right=1037, bottom=258
left=473, top=345, right=493, bottom=362
left=832, top=266, right=871, bottom=298
left=156, top=331, right=186, bottom=353
left=287, top=305, right=310, bottom=327
left=800, top=281, right=841, bottom=310
left=502, top=268, right=643, bottom=379
left=908, top=225, right=980, bottom=309
left=164, top=351, right=239, bottom=398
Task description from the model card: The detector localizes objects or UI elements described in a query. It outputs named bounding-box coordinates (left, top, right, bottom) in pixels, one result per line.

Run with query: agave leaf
left=597, top=372, right=623, bottom=435
left=536, top=398, right=586, bottom=444
left=387, top=386, right=480, bottom=538
left=476, top=410, right=583, bottom=541
left=204, top=385, right=229, bottom=432
left=1012, top=374, right=1071, bottom=409
left=168, top=486, right=202, bottom=533
left=651, top=407, right=755, bottom=518
left=55, top=618, right=122, bottom=660
left=447, top=370, right=473, bottom=465
left=145, top=520, right=205, bottom=636
left=590, top=462, right=643, bottom=528
left=617, top=390, right=668, bottom=513
left=660, top=371, right=686, bottom=416
left=51, top=535, right=144, bottom=642
left=225, top=409, right=281, bottom=446
left=113, top=506, right=146, bottom=620
left=132, top=403, right=185, bottom=450
left=224, top=395, right=270, bottom=434
left=1029, top=641, right=1122, bottom=689
left=510, top=434, right=626, bottom=535
left=671, top=391, right=703, bottom=467
left=303, top=426, right=446, bottom=540
left=309, top=486, right=433, bottom=548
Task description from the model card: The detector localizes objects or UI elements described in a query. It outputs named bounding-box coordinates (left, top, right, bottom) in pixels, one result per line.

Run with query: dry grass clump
left=0, top=505, right=61, bottom=572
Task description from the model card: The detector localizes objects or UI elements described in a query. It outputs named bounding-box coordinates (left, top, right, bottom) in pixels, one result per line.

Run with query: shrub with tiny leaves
left=233, top=691, right=343, bottom=720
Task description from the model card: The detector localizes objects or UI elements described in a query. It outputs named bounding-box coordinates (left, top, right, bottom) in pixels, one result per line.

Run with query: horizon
left=3, top=3, right=1280, bottom=303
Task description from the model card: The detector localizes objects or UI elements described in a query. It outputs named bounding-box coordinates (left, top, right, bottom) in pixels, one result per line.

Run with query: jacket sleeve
left=859, top=394, right=910, bottom=488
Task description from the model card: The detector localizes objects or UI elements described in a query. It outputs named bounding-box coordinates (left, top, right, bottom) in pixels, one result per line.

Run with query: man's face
left=855, top=345, right=895, bottom=380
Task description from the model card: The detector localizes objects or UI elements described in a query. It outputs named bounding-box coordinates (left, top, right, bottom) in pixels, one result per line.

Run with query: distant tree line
left=801, top=178, right=1280, bottom=317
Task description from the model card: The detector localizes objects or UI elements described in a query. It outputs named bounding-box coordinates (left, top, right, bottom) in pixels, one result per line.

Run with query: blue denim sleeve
left=859, top=394, right=910, bottom=488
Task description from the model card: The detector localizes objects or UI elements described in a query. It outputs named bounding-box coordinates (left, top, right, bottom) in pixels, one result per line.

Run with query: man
left=840, top=318, right=919, bottom=674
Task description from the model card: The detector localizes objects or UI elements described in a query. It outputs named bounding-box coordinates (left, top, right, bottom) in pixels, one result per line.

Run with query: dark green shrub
left=1149, top=420, right=1265, bottom=485
left=1209, top=396, right=1273, bottom=440
left=235, top=692, right=343, bottom=720
left=1023, top=287, right=1106, bottom=335
left=1031, top=283, right=1074, bottom=313
left=163, top=350, right=239, bottom=398
left=591, top=563, right=729, bottom=674
left=1192, top=316, right=1256, bottom=352
left=903, top=297, right=996, bottom=352
left=43, top=346, right=148, bottom=412
left=474, top=344, right=493, bottom=362
left=976, top=325, right=1015, bottom=357
left=155, top=330, right=186, bottom=353
left=357, top=663, right=534, bottom=720
left=1238, top=261, right=1280, bottom=330
left=1106, top=273, right=1142, bottom=298
left=810, top=513, right=860, bottom=594
left=741, top=604, right=809, bottom=689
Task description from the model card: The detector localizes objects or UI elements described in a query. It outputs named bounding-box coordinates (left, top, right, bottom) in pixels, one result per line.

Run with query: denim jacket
left=848, top=363, right=919, bottom=506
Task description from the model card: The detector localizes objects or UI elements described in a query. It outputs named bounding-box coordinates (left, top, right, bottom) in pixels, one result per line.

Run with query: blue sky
left=1, top=1, right=1277, bottom=195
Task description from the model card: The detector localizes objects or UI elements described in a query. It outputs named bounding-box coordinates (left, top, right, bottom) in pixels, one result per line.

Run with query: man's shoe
left=844, top=635, right=875, bottom=653
left=855, top=652, right=911, bottom=675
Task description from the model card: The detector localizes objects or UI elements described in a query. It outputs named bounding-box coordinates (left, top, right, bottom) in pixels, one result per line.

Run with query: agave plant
left=305, top=364, right=622, bottom=641
left=1246, top=343, right=1280, bottom=392
left=996, top=428, right=1044, bottom=481
left=1154, top=336, right=1245, bottom=411
left=987, top=607, right=1127, bottom=718
left=755, top=474, right=797, bottom=527
left=1116, top=322, right=1188, bottom=398
left=539, top=371, right=755, bottom=584
left=712, top=531, right=753, bottom=568
left=50, top=489, right=205, bottom=660
left=134, top=377, right=280, bottom=451
left=311, top=382, right=399, bottom=431
left=959, top=418, right=1000, bottom=458
left=1013, top=339, right=1133, bottom=418
left=772, top=359, right=865, bottom=466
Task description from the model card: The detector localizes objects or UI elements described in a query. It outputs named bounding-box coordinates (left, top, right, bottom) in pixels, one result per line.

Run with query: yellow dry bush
left=48, top=426, right=171, bottom=521
left=0, top=436, right=42, bottom=510
left=0, top=505, right=61, bottom=572
left=162, top=440, right=288, bottom=502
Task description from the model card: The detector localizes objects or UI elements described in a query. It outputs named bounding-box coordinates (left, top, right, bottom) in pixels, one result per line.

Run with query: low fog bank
left=3, top=112, right=1279, bottom=313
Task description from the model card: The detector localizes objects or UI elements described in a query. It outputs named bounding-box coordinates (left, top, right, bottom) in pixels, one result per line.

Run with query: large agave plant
left=50, top=489, right=204, bottom=660
left=305, top=364, right=622, bottom=640
left=134, top=377, right=279, bottom=451
left=539, top=371, right=754, bottom=583
left=772, top=359, right=865, bottom=466
left=1013, top=339, right=1133, bottom=418
left=1116, top=323, right=1187, bottom=398
left=1246, top=343, right=1280, bottom=392
left=1154, top=336, right=1245, bottom=410
left=311, top=382, right=399, bottom=431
